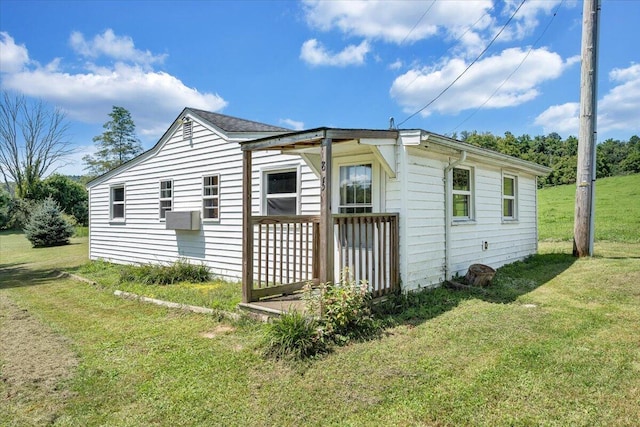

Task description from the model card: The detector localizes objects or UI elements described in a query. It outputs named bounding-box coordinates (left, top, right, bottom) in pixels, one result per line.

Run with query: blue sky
left=1, top=0, right=638, bottom=176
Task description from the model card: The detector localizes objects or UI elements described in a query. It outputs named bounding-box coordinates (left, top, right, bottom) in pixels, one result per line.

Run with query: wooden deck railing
left=251, top=215, right=319, bottom=298
left=334, top=213, right=400, bottom=297
left=250, top=213, right=399, bottom=300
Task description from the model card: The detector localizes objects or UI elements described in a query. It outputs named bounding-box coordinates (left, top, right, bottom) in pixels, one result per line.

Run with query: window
left=264, top=170, right=298, bottom=215
left=110, top=185, right=125, bottom=221
left=503, top=175, right=517, bottom=219
left=452, top=167, right=473, bottom=219
left=159, top=180, right=173, bottom=219
left=202, top=175, right=219, bottom=220
left=183, top=119, right=192, bottom=140
left=339, top=164, right=372, bottom=214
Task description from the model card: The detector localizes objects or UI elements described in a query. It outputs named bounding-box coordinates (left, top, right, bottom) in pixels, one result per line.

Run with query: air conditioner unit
left=165, top=211, right=200, bottom=230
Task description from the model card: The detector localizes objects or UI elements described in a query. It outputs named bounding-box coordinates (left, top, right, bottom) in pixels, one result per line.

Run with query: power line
left=397, top=0, right=527, bottom=128
left=400, top=0, right=437, bottom=46
left=450, top=0, right=565, bottom=134
left=399, top=6, right=493, bottom=92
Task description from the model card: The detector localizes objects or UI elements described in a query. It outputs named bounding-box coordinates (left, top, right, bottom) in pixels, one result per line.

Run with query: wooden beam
left=240, top=128, right=399, bottom=152
left=319, top=137, right=334, bottom=284
left=242, top=150, right=253, bottom=303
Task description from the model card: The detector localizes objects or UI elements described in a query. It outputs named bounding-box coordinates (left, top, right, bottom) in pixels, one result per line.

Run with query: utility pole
left=574, top=0, right=600, bottom=257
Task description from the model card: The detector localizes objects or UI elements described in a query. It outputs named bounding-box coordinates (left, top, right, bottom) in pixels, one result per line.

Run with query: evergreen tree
left=83, top=106, right=142, bottom=176
left=24, top=197, right=74, bottom=247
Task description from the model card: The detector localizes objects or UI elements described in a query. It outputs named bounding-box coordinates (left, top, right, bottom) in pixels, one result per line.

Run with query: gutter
left=443, top=150, right=467, bottom=280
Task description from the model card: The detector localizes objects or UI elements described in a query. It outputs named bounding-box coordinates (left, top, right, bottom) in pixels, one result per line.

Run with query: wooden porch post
left=242, top=150, right=253, bottom=303
left=319, top=137, right=334, bottom=284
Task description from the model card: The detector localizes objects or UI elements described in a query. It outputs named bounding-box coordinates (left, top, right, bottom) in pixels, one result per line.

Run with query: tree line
left=2, top=90, right=638, bottom=232
left=451, top=131, right=640, bottom=187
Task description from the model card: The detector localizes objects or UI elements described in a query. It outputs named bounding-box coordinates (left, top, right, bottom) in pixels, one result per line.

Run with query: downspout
left=443, top=150, right=467, bottom=280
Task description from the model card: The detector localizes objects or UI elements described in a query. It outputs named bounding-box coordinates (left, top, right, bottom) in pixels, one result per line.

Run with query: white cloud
left=300, top=39, right=370, bottom=67
left=389, top=60, right=403, bottom=71
left=534, top=102, right=579, bottom=134
left=70, top=29, right=167, bottom=67
left=0, top=32, right=30, bottom=73
left=279, top=118, right=305, bottom=130
left=599, top=63, right=640, bottom=133
left=535, top=63, right=640, bottom=136
left=390, top=47, right=573, bottom=116
left=500, top=0, right=563, bottom=42
left=300, top=1, right=570, bottom=67
left=0, top=31, right=227, bottom=140
left=302, top=0, right=492, bottom=45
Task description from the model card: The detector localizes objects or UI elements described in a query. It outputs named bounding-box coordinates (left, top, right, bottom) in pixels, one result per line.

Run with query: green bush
left=263, top=270, right=384, bottom=361
left=0, top=188, right=10, bottom=228
left=262, top=311, right=325, bottom=360
left=2, top=197, right=37, bottom=230
left=23, top=197, right=75, bottom=247
left=118, top=258, right=210, bottom=285
left=309, top=271, right=381, bottom=345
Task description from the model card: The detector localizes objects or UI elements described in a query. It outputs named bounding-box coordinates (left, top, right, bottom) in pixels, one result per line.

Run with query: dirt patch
left=200, top=324, right=236, bottom=339
left=0, top=292, right=79, bottom=425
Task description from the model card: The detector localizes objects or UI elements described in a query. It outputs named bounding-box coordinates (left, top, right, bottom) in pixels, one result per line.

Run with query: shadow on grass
left=373, top=252, right=577, bottom=326
left=0, top=264, right=65, bottom=290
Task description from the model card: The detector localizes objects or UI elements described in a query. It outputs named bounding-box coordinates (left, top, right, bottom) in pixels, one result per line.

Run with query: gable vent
left=183, top=119, right=192, bottom=140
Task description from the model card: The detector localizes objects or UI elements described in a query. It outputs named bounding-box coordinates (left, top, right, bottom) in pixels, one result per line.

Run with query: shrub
left=262, top=311, right=326, bottom=360
left=118, top=258, right=210, bottom=285
left=310, top=271, right=381, bottom=344
left=263, top=270, right=383, bottom=361
left=23, top=197, right=74, bottom=247
left=2, top=197, right=37, bottom=230
left=0, top=188, right=10, bottom=229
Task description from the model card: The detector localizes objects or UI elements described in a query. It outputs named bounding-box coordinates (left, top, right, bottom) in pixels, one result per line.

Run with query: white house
left=87, top=109, right=551, bottom=304
left=86, top=108, right=320, bottom=279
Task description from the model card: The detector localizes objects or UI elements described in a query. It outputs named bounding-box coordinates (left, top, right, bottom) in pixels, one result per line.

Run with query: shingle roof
left=187, top=108, right=290, bottom=133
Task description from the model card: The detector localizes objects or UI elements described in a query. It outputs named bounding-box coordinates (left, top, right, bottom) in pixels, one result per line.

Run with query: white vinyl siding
left=159, top=180, right=172, bottom=219
left=87, top=116, right=320, bottom=281
left=388, top=145, right=541, bottom=292
left=88, top=120, right=542, bottom=288
left=203, top=175, right=220, bottom=220
left=110, top=184, right=125, bottom=221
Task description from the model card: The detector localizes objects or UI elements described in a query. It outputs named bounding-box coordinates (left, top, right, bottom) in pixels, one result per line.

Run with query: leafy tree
left=23, top=197, right=74, bottom=247
left=83, top=106, right=142, bottom=176
left=40, top=174, right=88, bottom=225
left=0, top=187, right=10, bottom=229
left=0, top=91, right=72, bottom=198
left=620, top=149, right=640, bottom=174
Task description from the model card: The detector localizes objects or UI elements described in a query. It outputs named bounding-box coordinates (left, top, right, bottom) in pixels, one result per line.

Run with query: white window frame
left=261, top=166, right=300, bottom=215
left=110, top=184, right=126, bottom=222
left=159, top=179, right=173, bottom=220
left=502, top=173, right=518, bottom=221
left=452, top=166, right=474, bottom=221
left=332, top=154, right=381, bottom=214
left=202, top=174, right=220, bottom=221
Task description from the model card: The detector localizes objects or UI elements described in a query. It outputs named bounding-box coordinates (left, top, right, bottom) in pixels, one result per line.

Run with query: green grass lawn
left=2, top=227, right=640, bottom=425
left=538, top=174, right=640, bottom=242
left=69, top=260, right=242, bottom=312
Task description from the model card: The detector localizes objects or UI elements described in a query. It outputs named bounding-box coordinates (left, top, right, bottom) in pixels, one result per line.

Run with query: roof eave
left=423, top=132, right=552, bottom=176
left=240, top=127, right=399, bottom=151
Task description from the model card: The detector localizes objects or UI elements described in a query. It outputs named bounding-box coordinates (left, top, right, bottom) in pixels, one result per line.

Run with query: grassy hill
left=538, top=174, right=640, bottom=242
